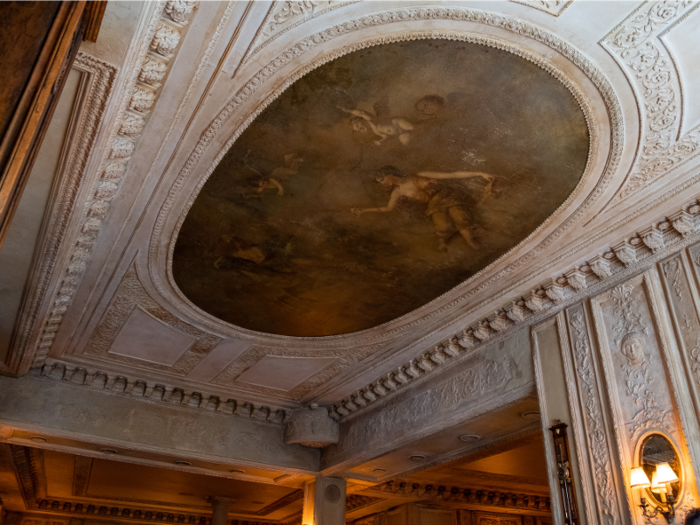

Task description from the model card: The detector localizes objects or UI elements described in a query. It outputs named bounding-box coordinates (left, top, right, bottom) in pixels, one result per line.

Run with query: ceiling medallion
left=174, top=39, right=589, bottom=337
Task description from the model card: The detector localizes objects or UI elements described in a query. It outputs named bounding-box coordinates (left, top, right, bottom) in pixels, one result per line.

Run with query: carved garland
left=151, top=6, right=619, bottom=350
left=30, top=1, right=198, bottom=368
left=330, top=198, right=700, bottom=419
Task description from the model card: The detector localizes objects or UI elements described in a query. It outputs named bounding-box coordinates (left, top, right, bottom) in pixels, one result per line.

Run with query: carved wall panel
left=590, top=273, right=699, bottom=522
left=676, top=244, right=700, bottom=422
left=562, top=304, right=625, bottom=525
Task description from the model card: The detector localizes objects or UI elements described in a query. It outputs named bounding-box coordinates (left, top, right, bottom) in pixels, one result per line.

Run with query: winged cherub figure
left=338, top=98, right=414, bottom=146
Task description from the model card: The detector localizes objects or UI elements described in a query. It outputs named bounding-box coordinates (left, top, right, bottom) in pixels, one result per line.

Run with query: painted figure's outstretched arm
left=337, top=106, right=373, bottom=121
left=416, top=171, right=494, bottom=181
left=351, top=189, right=400, bottom=215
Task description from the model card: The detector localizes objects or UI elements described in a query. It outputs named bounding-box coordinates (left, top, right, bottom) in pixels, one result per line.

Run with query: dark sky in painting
left=173, top=40, right=589, bottom=337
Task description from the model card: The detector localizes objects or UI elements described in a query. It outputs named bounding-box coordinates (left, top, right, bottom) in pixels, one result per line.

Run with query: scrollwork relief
left=603, top=1, right=700, bottom=200
left=510, top=0, right=573, bottom=17
left=340, top=357, right=516, bottom=452
left=567, top=307, right=618, bottom=525
left=608, top=283, right=670, bottom=437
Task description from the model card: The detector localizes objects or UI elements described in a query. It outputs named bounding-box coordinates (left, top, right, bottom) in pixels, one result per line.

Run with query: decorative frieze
left=367, top=481, right=551, bottom=512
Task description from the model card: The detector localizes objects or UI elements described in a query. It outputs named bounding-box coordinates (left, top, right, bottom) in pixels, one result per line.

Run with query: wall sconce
left=630, top=462, right=679, bottom=523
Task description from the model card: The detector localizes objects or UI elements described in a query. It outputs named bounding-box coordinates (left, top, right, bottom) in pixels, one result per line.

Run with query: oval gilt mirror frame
left=639, top=433, right=683, bottom=506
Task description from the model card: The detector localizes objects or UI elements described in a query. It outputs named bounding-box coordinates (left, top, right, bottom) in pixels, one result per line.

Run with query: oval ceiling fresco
left=173, top=39, right=589, bottom=337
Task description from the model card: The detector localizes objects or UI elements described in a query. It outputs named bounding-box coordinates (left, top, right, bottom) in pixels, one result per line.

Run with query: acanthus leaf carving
left=164, top=0, right=196, bottom=24
left=613, top=242, right=637, bottom=267
left=119, top=112, right=146, bottom=136
left=589, top=256, right=613, bottom=279
left=151, top=21, right=181, bottom=56
left=129, top=86, right=157, bottom=113
left=641, top=227, right=665, bottom=253
left=265, top=1, right=318, bottom=36
left=139, top=55, right=168, bottom=86
left=110, top=136, right=134, bottom=158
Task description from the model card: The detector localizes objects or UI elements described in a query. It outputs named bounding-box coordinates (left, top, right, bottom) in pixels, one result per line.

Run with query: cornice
left=35, top=362, right=290, bottom=426
left=330, top=194, right=700, bottom=419
left=365, top=480, right=551, bottom=513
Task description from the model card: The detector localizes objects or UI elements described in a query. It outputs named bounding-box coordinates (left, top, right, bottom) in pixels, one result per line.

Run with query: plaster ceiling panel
left=235, top=355, right=337, bottom=392
left=457, top=439, right=549, bottom=481
left=348, top=395, right=541, bottom=481
left=75, top=457, right=299, bottom=515
left=107, top=307, right=196, bottom=366
left=173, top=38, right=589, bottom=337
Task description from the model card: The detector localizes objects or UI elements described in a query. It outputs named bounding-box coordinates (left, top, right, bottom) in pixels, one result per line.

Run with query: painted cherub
left=338, top=98, right=414, bottom=146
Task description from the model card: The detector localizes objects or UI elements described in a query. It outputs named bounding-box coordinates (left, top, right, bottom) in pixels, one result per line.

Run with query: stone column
left=302, top=476, right=346, bottom=525
left=211, top=496, right=231, bottom=525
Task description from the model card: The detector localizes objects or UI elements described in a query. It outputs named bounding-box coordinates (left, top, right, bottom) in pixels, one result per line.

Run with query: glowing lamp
left=630, top=467, right=651, bottom=488
left=655, top=463, right=679, bottom=484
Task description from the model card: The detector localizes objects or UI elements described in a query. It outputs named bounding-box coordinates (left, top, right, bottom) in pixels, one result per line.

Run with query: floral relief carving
left=129, top=86, right=157, bottom=113
left=164, top=0, right=196, bottom=24
left=568, top=307, right=618, bottom=525
left=265, top=1, right=318, bottom=35
left=119, top=113, right=146, bottom=136
left=662, top=257, right=684, bottom=299
left=139, top=55, right=168, bottom=86
left=151, top=21, right=181, bottom=56
left=609, top=283, right=670, bottom=436
left=604, top=1, right=700, bottom=200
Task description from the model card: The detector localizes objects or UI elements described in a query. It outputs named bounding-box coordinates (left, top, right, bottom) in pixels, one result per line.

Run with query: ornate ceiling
left=3, top=0, right=700, bottom=429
